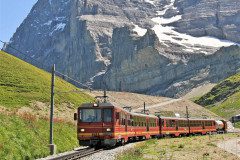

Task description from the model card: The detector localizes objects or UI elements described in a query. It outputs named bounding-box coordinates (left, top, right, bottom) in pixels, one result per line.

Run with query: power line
left=0, top=40, right=93, bottom=90
left=55, top=71, right=92, bottom=90
left=0, top=40, right=52, bottom=71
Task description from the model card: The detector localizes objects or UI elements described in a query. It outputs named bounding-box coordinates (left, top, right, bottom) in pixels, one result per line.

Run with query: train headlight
left=80, top=129, right=85, bottom=132
left=106, top=128, right=111, bottom=132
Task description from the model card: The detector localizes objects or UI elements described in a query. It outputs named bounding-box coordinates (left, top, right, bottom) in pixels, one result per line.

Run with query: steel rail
left=44, top=148, right=103, bottom=160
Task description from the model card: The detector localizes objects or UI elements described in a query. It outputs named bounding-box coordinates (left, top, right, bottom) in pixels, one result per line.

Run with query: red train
left=74, top=102, right=227, bottom=147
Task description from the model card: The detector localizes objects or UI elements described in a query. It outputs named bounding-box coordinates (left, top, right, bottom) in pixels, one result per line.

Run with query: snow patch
left=157, top=0, right=176, bottom=16
left=151, top=0, right=238, bottom=54
left=145, top=0, right=155, bottom=5
left=133, top=24, right=147, bottom=37
left=89, top=70, right=107, bottom=83
left=55, top=16, right=66, bottom=21
left=152, top=15, right=182, bottom=25
left=43, top=20, right=52, bottom=26
left=49, top=23, right=66, bottom=35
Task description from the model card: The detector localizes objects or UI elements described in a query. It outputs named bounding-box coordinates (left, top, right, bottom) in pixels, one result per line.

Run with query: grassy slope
left=0, top=50, right=93, bottom=108
left=118, top=134, right=240, bottom=160
left=0, top=50, right=94, bottom=159
left=0, top=114, right=78, bottom=160
left=195, top=73, right=240, bottom=119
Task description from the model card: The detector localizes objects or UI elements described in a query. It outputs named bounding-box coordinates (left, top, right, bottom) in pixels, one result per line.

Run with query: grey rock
left=174, top=0, right=240, bottom=42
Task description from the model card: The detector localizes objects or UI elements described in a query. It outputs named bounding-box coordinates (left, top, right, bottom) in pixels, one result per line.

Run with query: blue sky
left=0, top=0, right=38, bottom=48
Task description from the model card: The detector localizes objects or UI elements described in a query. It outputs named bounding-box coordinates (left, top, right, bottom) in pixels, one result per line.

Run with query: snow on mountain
left=144, top=0, right=155, bottom=5
left=151, top=0, right=238, bottom=54
left=50, top=23, right=66, bottom=36
left=133, top=24, right=147, bottom=37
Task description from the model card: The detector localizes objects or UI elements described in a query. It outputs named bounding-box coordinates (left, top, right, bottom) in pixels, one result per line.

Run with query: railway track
left=42, top=148, right=103, bottom=160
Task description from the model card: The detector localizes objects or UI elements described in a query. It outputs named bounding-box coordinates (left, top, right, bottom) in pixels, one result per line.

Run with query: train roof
left=80, top=102, right=114, bottom=108
left=159, top=116, right=215, bottom=121
left=79, top=103, right=215, bottom=120
left=79, top=103, right=158, bottom=118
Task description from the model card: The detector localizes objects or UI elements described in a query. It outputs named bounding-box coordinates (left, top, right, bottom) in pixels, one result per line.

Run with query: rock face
left=5, top=0, right=240, bottom=97
left=101, top=29, right=240, bottom=97
left=173, top=0, right=240, bottom=43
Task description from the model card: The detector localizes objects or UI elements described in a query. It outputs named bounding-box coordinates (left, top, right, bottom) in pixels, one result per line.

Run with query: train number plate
left=92, top=133, right=100, bottom=137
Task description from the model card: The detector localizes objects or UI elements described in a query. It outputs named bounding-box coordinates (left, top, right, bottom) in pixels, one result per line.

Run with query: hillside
left=195, top=73, right=240, bottom=119
left=0, top=50, right=93, bottom=108
left=0, top=50, right=93, bottom=159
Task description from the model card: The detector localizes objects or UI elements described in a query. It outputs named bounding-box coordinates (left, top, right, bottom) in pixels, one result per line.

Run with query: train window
left=166, top=120, right=175, bottom=127
left=103, top=109, right=112, bottom=122
left=80, top=109, right=101, bottom=122
left=128, top=120, right=131, bottom=126
left=161, top=119, right=164, bottom=127
left=205, top=121, right=213, bottom=126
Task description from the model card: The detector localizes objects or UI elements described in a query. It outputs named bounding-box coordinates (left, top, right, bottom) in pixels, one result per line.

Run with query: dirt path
left=133, top=98, right=182, bottom=112
left=217, top=138, right=240, bottom=158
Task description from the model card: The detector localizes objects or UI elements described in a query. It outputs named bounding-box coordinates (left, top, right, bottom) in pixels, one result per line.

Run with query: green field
left=0, top=50, right=94, bottom=159
left=118, top=134, right=240, bottom=160
left=0, top=113, right=78, bottom=159
left=195, top=73, right=240, bottom=119
left=0, top=50, right=93, bottom=108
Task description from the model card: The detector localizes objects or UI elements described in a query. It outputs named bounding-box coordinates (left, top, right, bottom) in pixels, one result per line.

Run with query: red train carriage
left=159, top=117, right=217, bottom=137
left=74, top=102, right=228, bottom=147
left=74, top=102, right=159, bottom=147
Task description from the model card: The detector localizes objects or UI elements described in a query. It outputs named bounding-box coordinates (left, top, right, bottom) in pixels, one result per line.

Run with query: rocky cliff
left=5, top=0, right=240, bottom=97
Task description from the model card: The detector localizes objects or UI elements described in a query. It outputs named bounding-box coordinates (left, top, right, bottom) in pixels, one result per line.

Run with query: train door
left=159, top=118, right=163, bottom=135
left=147, top=117, right=149, bottom=132
left=176, top=120, right=178, bottom=131
left=202, top=121, right=205, bottom=129
left=125, top=114, right=127, bottom=132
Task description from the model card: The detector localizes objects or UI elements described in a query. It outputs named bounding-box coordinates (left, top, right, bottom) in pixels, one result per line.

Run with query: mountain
left=0, top=50, right=93, bottom=159
left=195, top=73, right=240, bottom=119
left=5, top=0, right=240, bottom=98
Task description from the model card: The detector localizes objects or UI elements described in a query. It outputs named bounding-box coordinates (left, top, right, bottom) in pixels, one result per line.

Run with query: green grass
left=0, top=113, right=78, bottom=159
left=117, top=134, right=240, bottom=160
left=234, top=122, right=240, bottom=128
left=0, top=50, right=94, bottom=159
left=0, top=50, right=94, bottom=108
left=195, top=73, right=240, bottom=119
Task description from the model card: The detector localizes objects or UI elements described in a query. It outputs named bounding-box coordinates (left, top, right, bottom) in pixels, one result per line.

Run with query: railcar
left=74, top=102, right=159, bottom=147
left=159, top=117, right=217, bottom=137
left=74, top=102, right=228, bottom=147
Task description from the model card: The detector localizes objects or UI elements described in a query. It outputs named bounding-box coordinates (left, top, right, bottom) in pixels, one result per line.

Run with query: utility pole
left=186, top=106, right=190, bottom=135
left=49, top=64, right=55, bottom=155
left=144, top=102, right=146, bottom=114
left=103, top=89, right=107, bottom=103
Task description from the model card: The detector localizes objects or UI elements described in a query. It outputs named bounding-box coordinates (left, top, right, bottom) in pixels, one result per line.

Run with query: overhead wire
left=0, top=40, right=93, bottom=92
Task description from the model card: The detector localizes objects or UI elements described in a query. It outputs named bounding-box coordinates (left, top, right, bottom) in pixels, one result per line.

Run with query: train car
left=74, top=102, right=159, bottom=147
left=215, top=120, right=228, bottom=133
left=74, top=99, right=228, bottom=147
left=159, top=117, right=217, bottom=137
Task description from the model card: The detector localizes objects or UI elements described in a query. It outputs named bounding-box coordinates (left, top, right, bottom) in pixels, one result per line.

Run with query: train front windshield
left=80, top=108, right=112, bottom=122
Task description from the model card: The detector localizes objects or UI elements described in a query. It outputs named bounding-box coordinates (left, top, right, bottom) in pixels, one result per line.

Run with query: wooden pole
left=49, top=64, right=55, bottom=155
